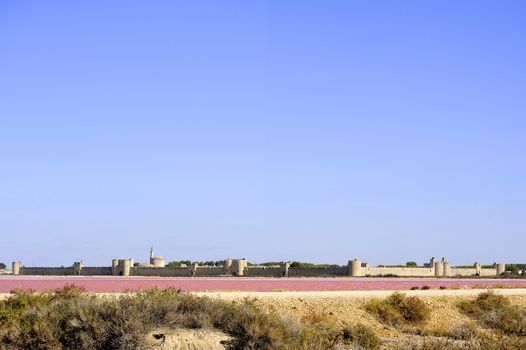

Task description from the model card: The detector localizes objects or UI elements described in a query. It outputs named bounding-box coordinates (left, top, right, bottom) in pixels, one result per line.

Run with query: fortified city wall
left=10, top=257, right=506, bottom=278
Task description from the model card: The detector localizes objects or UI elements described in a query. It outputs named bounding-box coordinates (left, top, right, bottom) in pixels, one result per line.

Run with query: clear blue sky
left=1, top=1, right=525, bottom=266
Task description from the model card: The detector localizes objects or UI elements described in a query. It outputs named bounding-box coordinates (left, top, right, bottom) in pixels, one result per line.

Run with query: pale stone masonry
left=11, top=256, right=506, bottom=278
left=347, top=258, right=503, bottom=277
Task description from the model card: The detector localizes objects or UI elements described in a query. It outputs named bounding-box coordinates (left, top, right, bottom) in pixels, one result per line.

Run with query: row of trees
left=258, top=262, right=341, bottom=268
left=504, top=264, right=524, bottom=275
left=163, top=261, right=526, bottom=274
left=164, top=260, right=342, bottom=269
left=377, top=261, right=418, bottom=268
left=166, top=260, right=225, bottom=268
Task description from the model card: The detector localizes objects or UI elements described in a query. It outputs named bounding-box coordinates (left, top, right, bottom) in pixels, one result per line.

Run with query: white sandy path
left=194, top=288, right=526, bottom=299
left=2, top=288, right=526, bottom=300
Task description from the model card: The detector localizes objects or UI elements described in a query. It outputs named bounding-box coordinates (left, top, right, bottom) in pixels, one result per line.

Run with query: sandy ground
left=2, top=287, right=526, bottom=300
left=194, top=288, right=526, bottom=299
left=2, top=288, right=526, bottom=345
left=197, top=289, right=526, bottom=339
left=144, top=328, right=230, bottom=350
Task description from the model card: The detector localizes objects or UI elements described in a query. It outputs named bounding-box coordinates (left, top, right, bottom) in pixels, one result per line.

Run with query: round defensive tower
left=442, top=258, right=451, bottom=277
left=281, top=262, right=290, bottom=277
left=474, top=262, right=481, bottom=275
left=12, top=261, right=21, bottom=275
left=188, top=262, right=198, bottom=277
left=496, top=263, right=506, bottom=275
left=224, top=258, right=233, bottom=274
left=152, top=257, right=165, bottom=267
left=233, top=259, right=246, bottom=276
left=112, top=259, right=119, bottom=276
left=120, top=259, right=131, bottom=276
left=350, top=259, right=362, bottom=277
left=434, top=261, right=444, bottom=277
left=73, top=261, right=84, bottom=275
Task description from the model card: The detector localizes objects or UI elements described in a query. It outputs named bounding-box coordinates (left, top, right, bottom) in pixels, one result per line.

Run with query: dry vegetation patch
left=341, top=324, right=381, bottom=350
left=219, top=290, right=526, bottom=349
left=458, top=291, right=526, bottom=336
left=364, top=293, right=431, bottom=327
left=3, top=288, right=526, bottom=349
left=0, top=286, right=372, bottom=350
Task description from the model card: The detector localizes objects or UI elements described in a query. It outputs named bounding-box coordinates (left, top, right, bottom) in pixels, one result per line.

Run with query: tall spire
left=150, top=246, right=154, bottom=260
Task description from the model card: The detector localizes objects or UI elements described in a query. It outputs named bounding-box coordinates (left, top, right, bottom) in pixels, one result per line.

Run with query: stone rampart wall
left=450, top=268, right=497, bottom=277
left=479, top=268, right=498, bottom=276
left=195, top=266, right=224, bottom=276
left=246, top=266, right=283, bottom=277
left=132, top=267, right=189, bottom=277
left=364, top=267, right=435, bottom=277
left=288, top=266, right=348, bottom=277
left=21, top=267, right=75, bottom=275
left=81, top=267, right=113, bottom=276
left=14, top=258, right=504, bottom=278
left=450, top=268, right=477, bottom=276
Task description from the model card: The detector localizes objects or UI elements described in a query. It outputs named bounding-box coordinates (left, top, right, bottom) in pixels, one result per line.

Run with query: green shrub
left=341, top=324, right=381, bottom=350
left=0, top=287, right=345, bottom=350
left=53, top=284, right=87, bottom=299
left=458, top=291, right=509, bottom=317
left=480, top=306, right=526, bottom=335
left=393, top=336, right=526, bottom=350
left=506, top=264, right=521, bottom=275
left=365, top=293, right=430, bottom=327
left=166, top=260, right=192, bottom=268
left=458, top=291, right=526, bottom=336
left=447, top=322, right=478, bottom=341
left=165, top=261, right=182, bottom=268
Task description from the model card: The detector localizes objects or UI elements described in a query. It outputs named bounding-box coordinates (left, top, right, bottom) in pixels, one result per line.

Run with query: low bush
left=0, top=287, right=348, bottom=350
left=365, top=293, right=430, bottom=327
left=458, top=291, right=509, bottom=317
left=458, top=291, right=526, bottom=336
left=341, top=323, right=381, bottom=350
left=409, top=285, right=431, bottom=290
left=393, top=336, right=526, bottom=350
left=447, top=322, right=478, bottom=341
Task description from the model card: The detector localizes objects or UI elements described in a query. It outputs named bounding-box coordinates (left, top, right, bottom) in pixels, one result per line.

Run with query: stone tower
left=149, top=246, right=165, bottom=267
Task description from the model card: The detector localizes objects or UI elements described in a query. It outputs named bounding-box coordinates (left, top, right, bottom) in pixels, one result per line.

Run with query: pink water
left=1, top=276, right=525, bottom=293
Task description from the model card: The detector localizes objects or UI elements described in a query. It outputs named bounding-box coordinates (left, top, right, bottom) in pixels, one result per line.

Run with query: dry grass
left=341, top=323, right=381, bottom=350
left=4, top=288, right=526, bottom=349
left=458, top=291, right=526, bottom=336
left=391, top=335, right=526, bottom=350
left=0, top=286, right=380, bottom=350
left=364, top=293, right=431, bottom=327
